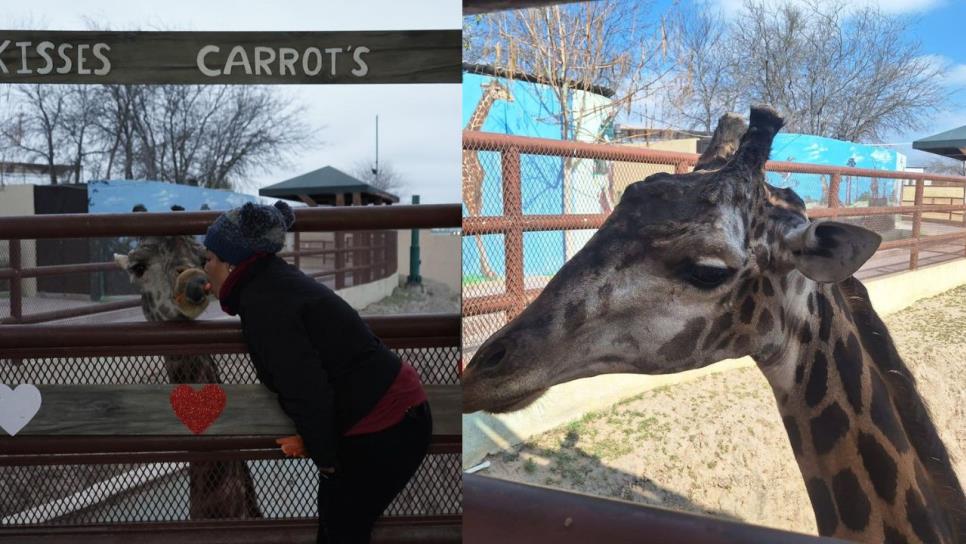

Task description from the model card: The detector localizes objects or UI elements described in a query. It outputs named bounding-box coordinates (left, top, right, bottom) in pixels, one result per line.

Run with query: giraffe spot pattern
left=905, top=488, right=941, bottom=544
left=783, top=416, right=803, bottom=456
left=807, top=292, right=815, bottom=315
left=657, top=317, right=707, bottom=362
left=816, top=292, right=833, bottom=342
left=832, top=285, right=849, bottom=313
left=753, top=221, right=766, bottom=239
left=870, top=370, right=910, bottom=453
left=834, top=334, right=864, bottom=414
left=857, top=431, right=898, bottom=504
left=883, top=524, right=909, bottom=544
left=914, top=463, right=951, bottom=543
left=733, top=335, right=749, bottom=351
left=805, top=351, right=828, bottom=407
left=832, top=468, right=872, bottom=531
left=756, top=308, right=774, bottom=335
left=761, top=276, right=775, bottom=297
left=795, top=362, right=806, bottom=384
left=798, top=323, right=813, bottom=345
left=810, top=402, right=850, bottom=455
left=740, top=296, right=756, bottom=324
left=702, top=313, right=733, bottom=351
left=805, top=478, right=839, bottom=536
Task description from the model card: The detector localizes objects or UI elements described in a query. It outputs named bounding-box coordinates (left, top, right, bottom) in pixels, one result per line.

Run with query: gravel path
left=481, top=284, right=966, bottom=535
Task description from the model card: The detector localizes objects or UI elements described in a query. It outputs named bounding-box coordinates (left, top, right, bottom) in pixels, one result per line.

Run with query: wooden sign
left=7, top=384, right=460, bottom=436
left=0, top=30, right=460, bottom=84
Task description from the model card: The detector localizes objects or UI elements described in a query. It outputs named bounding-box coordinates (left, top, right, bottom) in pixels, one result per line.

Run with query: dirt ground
left=360, top=278, right=459, bottom=315
left=480, top=284, right=966, bottom=535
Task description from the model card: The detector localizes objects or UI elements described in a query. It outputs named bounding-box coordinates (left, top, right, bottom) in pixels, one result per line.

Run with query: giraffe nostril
left=186, top=277, right=207, bottom=303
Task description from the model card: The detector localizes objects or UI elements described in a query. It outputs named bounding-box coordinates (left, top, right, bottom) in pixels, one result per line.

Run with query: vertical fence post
left=503, top=146, right=524, bottom=321
left=961, top=184, right=966, bottom=258
left=9, top=239, right=22, bottom=323
left=910, top=176, right=925, bottom=270
left=335, top=232, right=345, bottom=289
left=827, top=173, right=842, bottom=216
left=409, top=195, right=422, bottom=286
left=362, top=231, right=372, bottom=284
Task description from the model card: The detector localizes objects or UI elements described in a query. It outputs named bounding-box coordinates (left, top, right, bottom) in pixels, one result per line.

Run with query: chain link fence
left=461, top=131, right=966, bottom=360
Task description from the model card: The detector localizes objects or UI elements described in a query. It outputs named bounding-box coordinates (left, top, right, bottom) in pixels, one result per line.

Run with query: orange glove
left=275, top=435, right=307, bottom=458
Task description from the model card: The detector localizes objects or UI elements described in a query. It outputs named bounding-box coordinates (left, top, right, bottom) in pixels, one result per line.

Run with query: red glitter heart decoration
left=169, top=384, right=226, bottom=435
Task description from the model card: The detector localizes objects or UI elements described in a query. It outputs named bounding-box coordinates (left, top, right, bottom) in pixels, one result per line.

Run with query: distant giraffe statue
left=115, top=204, right=262, bottom=520
left=464, top=107, right=964, bottom=543
left=463, top=80, right=513, bottom=278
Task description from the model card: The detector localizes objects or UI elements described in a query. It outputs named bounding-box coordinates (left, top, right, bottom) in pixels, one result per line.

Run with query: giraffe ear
left=785, top=221, right=881, bottom=282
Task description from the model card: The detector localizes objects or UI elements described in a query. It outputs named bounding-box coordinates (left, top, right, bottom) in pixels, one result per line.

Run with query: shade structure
left=259, top=165, right=399, bottom=206
left=912, top=125, right=966, bottom=161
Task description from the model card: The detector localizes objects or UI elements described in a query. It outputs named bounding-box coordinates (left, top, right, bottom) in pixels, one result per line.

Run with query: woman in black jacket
left=202, top=201, right=432, bottom=544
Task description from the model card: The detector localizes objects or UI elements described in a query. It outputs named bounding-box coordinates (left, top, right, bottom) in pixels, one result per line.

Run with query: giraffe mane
left=839, top=276, right=966, bottom=540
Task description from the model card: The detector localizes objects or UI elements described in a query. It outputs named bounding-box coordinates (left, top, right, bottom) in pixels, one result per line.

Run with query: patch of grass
left=523, top=458, right=537, bottom=474
left=463, top=274, right=501, bottom=286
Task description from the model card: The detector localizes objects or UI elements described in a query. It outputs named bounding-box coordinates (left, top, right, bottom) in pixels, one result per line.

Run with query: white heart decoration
left=0, top=384, right=42, bottom=436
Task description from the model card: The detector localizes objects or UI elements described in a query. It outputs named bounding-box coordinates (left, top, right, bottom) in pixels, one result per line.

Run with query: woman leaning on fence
left=202, top=200, right=432, bottom=544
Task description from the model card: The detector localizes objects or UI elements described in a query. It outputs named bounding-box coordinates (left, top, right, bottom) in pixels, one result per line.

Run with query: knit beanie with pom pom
left=204, top=201, right=295, bottom=265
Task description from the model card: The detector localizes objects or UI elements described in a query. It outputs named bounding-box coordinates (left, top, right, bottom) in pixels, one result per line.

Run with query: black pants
left=316, top=401, right=432, bottom=544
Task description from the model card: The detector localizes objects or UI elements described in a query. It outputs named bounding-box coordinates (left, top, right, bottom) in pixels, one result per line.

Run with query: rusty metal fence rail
left=461, top=131, right=966, bottom=358
left=0, top=204, right=462, bottom=541
left=0, top=204, right=456, bottom=325
left=463, top=474, right=847, bottom=544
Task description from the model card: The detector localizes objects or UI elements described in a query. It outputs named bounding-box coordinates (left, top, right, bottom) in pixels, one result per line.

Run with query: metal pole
left=408, top=195, right=422, bottom=286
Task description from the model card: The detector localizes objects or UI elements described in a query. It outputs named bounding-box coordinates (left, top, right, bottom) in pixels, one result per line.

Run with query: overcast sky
left=2, top=0, right=462, bottom=203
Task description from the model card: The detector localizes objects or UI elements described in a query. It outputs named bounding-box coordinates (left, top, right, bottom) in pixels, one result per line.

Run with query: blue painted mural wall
left=767, top=134, right=906, bottom=206
left=462, top=72, right=576, bottom=280
left=87, top=180, right=265, bottom=214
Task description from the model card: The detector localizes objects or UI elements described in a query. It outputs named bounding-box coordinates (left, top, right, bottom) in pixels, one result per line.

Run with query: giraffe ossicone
left=463, top=106, right=964, bottom=543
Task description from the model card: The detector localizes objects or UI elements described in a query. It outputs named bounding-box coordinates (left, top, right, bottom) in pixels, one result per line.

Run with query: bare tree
left=5, top=85, right=70, bottom=184
left=670, top=0, right=947, bottom=142
left=352, top=159, right=406, bottom=196
left=466, top=1, right=673, bottom=144
left=3, top=83, right=314, bottom=191
left=465, top=0, right=676, bottom=223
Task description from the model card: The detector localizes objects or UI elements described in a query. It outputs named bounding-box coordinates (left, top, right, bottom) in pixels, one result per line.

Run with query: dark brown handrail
left=0, top=203, right=461, bottom=239
left=464, top=474, right=847, bottom=544
left=0, top=314, right=460, bottom=352
left=0, top=518, right=463, bottom=544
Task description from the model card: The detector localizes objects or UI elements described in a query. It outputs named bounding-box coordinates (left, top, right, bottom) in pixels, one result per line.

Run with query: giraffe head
left=483, top=80, right=513, bottom=103
left=463, top=106, right=882, bottom=413
left=114, top=204, right=210, bottom=321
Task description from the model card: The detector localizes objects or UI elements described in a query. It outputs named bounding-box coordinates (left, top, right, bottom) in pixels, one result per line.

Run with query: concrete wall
left=0, top=185, right=37, bottom=296
left=335, top=273, right=398, bottom=310
left=398, top=229, right=460, bottom=292
left=463, top=258, right=966, bottom=467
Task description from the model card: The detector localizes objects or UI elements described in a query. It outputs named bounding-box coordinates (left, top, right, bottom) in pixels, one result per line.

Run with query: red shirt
left=345, top=362, right=427, bottom=436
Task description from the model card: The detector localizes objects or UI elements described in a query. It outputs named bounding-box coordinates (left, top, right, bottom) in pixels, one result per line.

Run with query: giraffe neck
left=757, top=274, right=962, bottom=543
left=465, top=89, right=499, bottom=131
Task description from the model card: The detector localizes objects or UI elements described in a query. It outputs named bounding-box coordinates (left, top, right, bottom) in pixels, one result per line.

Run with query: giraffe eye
left=682, top=264, right=733, bottom=289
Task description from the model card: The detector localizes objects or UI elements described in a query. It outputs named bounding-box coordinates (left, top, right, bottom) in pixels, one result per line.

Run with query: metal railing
left=0, top=204, right=462, bottom=540
left=462, top=131, right=966, bottom=323
left=463, top=474, right=848, bottom=544
left=0, top=204, right=457, bottom=324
